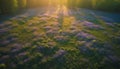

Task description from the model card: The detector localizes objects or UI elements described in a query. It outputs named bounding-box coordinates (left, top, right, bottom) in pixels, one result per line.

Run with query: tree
left=17, top=0, right=27, bottom=9
left=0, top=0, right=18, bottom=14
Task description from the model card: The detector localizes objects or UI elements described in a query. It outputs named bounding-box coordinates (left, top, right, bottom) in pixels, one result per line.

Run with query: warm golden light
left=48, top=0, right=68, bottom=6
left=27, top=0, right=68, bottom=8
left=43, top=0, right=69, bottom=17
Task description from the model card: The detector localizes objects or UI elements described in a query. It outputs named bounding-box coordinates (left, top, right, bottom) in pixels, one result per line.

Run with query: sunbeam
left=0, top=0, right=120, bottom=69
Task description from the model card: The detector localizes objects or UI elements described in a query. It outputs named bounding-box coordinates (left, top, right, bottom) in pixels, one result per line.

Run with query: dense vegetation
left=0, top=9, right=120, bottom=69
left=0, top=0, right=120, bottom=69
left=0, top=0, right=120, bottom=14
left=0, top=0, right=18, bottom=14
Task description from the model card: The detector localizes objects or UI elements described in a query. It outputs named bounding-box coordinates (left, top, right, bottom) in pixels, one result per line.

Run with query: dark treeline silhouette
left=0, top=0, right=120, bottom=14
left=0, top=0, right=18, bottom=14
left=69, top=0, right=120, bottom=12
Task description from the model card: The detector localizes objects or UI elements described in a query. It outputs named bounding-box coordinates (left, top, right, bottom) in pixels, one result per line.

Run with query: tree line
left=0, top=0, right=120, bottom=14
left=68, top=0, right=120, bottom=12
left=0, top=0, right=26, bottom=14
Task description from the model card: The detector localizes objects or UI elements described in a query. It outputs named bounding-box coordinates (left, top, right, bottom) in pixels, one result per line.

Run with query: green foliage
left=67, top=0, right=120, bottom=12
left=0, top=0, right=18, bottom=14
left=0, top=0, right=27, bottom=14
left=95, top=0, right=120, bottom=12
left=17, top=0, right=27, bottom=9
left=0, top=0, right=120, bottom=14
left=0, top=10, right=120, bottom=69
left=26, top=0, right=49, bottom=8
left=0, top=64, right=6, bottom=69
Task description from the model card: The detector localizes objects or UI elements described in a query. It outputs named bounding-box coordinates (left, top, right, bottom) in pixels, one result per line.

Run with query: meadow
left=0, top=0, right=120, bottom=69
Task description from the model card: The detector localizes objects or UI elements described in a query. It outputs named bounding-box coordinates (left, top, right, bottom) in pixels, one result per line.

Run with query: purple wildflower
left=76, top=31, right=95, bottom=41
left=18, top=52, right=27, bottom=56
left=62, top=29, right=79, bottom=36
left=23, top=58, right=30, bottom=63
left=46, top=30, right=58, bottom=36
left=0, top=28, right=9, bottom=33
left=54, top=35, right=69, bottom=42
left=82, top=21, right=104, bottom=29
left=43, top=26, right=52, bottom=31
left=106, top=55, right=120, bottom=63
left=1, top=40, right=10, bottom=44
left=53, top=50, right=66, bottom=58
left=106, top=22, right=114, bottom=26
left=11, top=48, right=21, bottom=53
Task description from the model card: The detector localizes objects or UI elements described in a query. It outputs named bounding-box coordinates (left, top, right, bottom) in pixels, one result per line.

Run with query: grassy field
left=0, top=6, right=120, bottom=69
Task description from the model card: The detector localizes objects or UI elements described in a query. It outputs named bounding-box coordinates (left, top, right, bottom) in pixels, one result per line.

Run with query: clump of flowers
left=46, top=30, right=58, bottom=37
left=54, top=35, right=69, bottom=43
left=43, top=26, right=53, bottom=31
left=76, top=31, right=96, bottom=41
left=53, top=50, right=66, bottom=58
left=82, top=21, right=104, bottom=29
